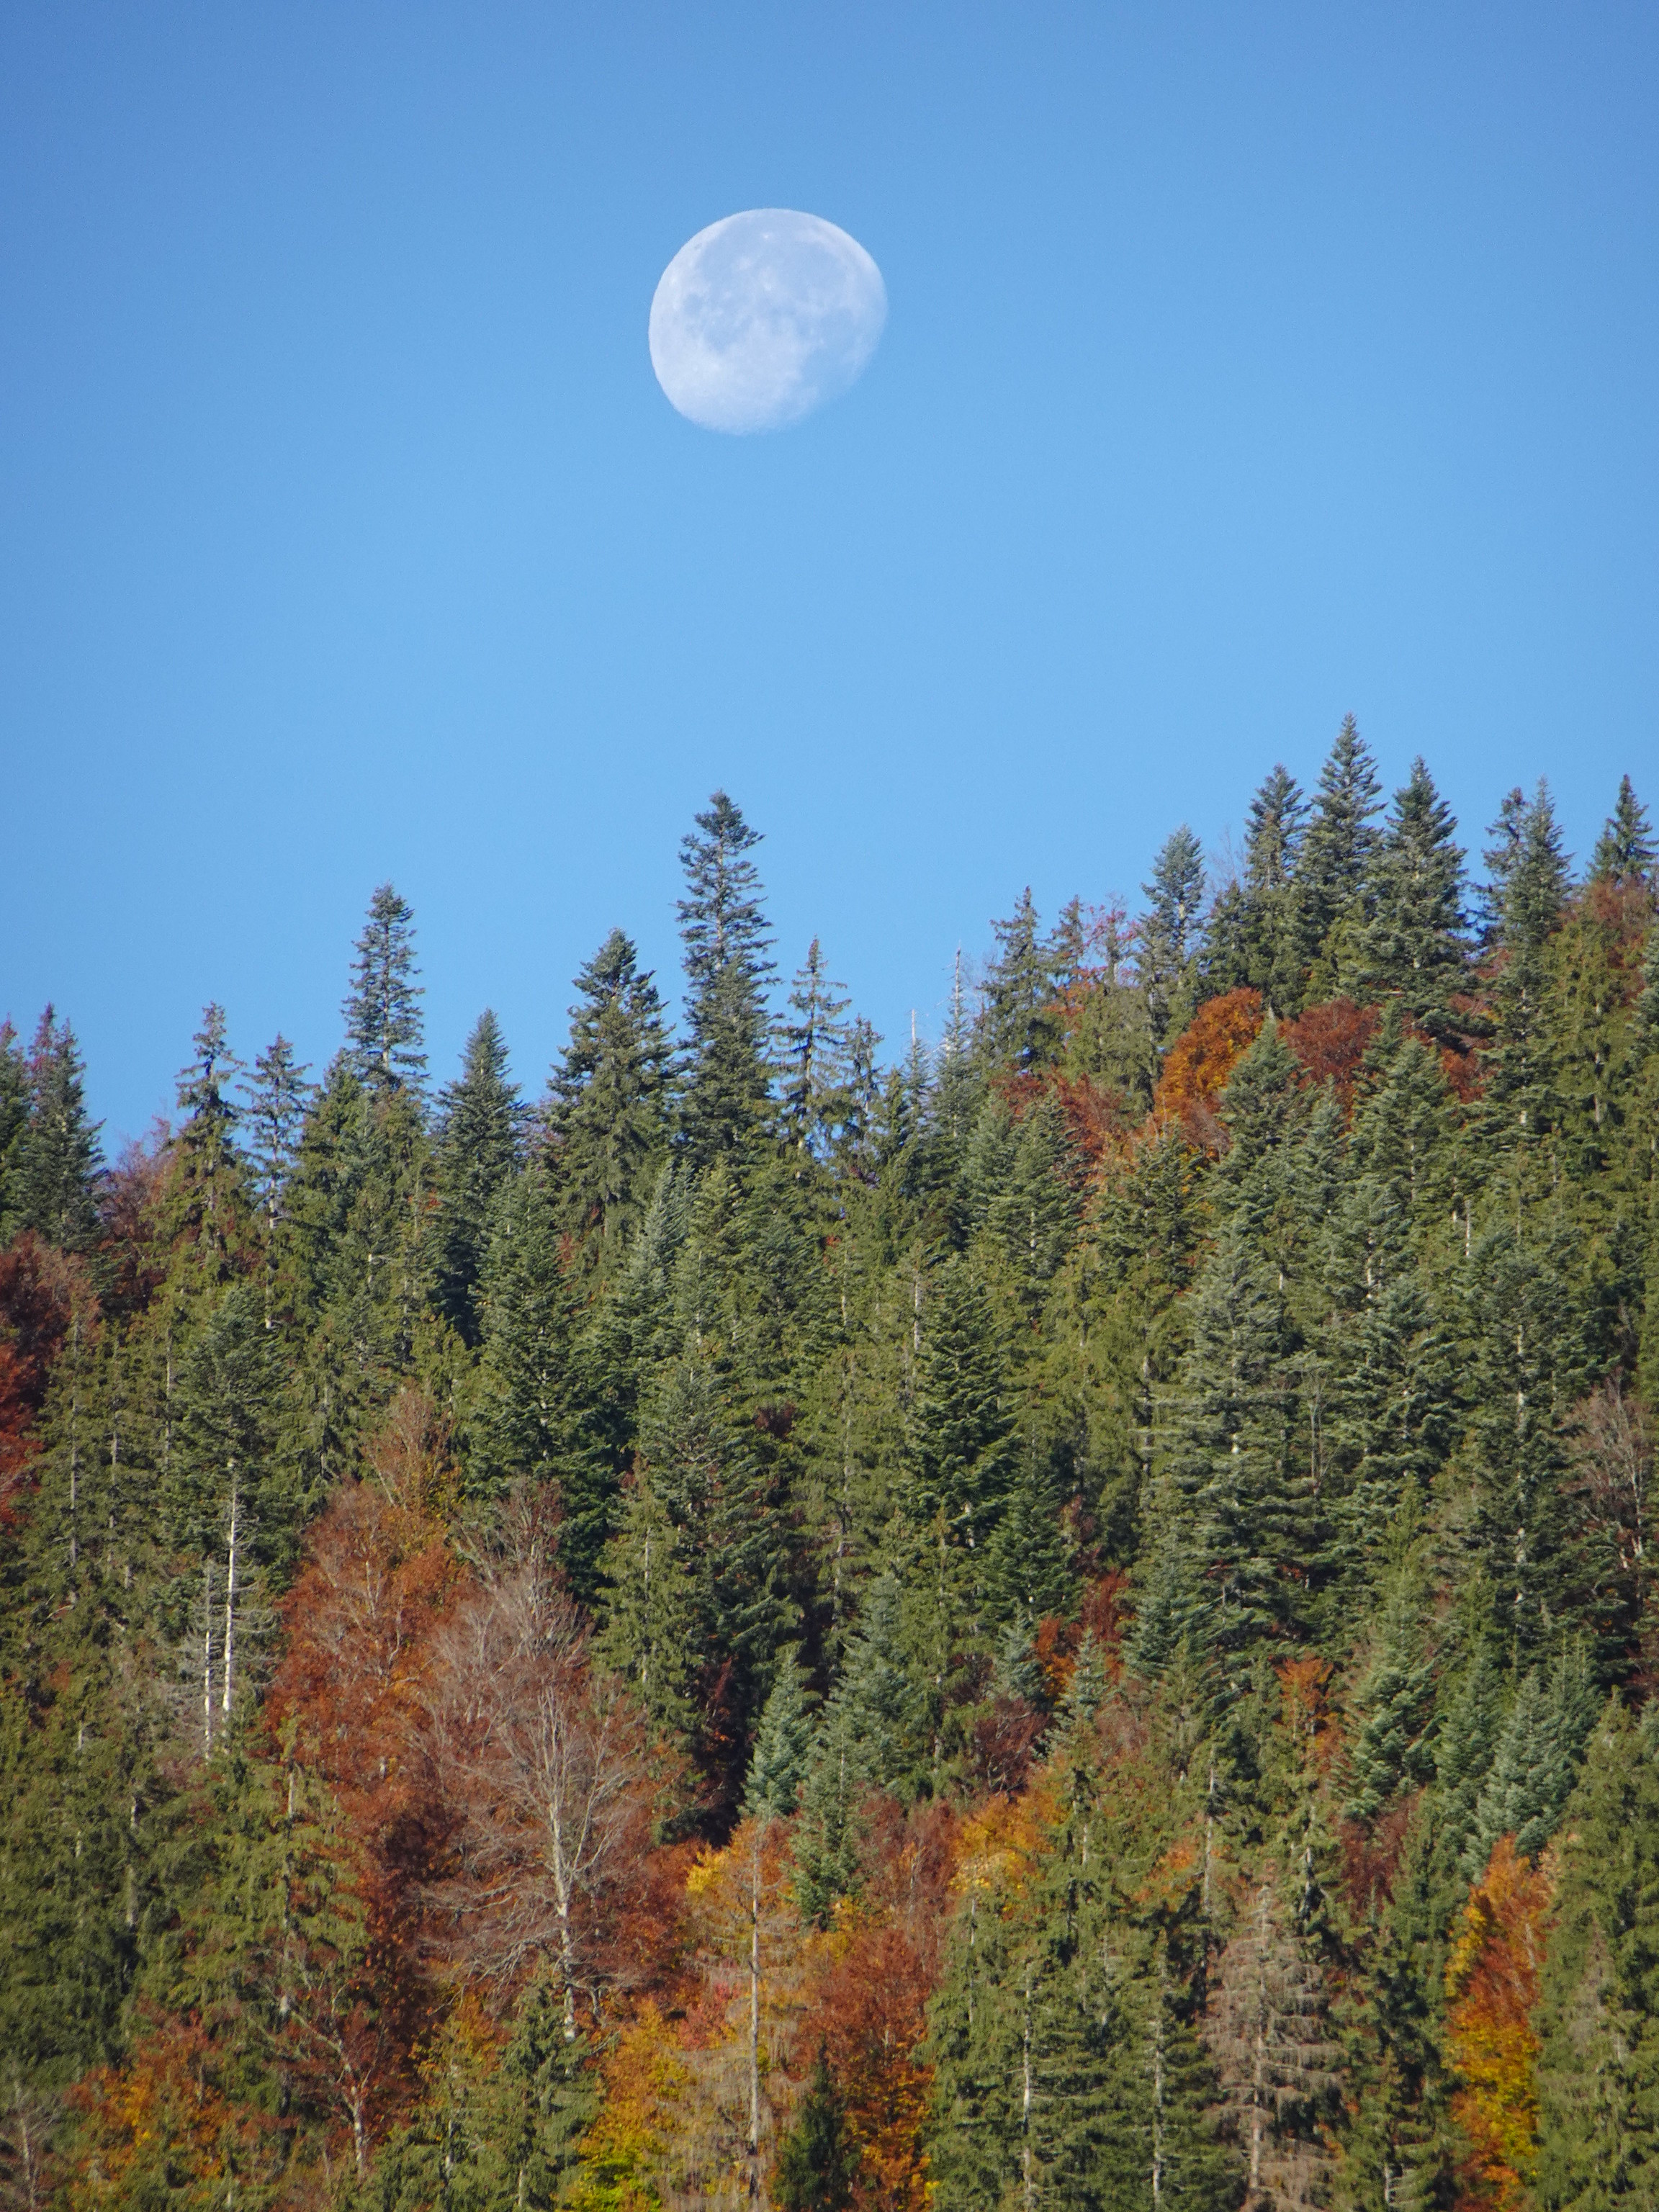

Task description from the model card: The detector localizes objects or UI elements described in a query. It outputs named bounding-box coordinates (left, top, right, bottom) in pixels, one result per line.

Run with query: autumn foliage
left=1445, top=1835, right=1555, bottom=2212
left=1153, top=986, right=1264, bottom=1132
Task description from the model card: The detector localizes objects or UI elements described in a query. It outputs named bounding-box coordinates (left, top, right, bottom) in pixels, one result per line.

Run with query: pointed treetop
left=676, top=790, right=774, bottom=993
left=343, top=882, right=426, bottom=1094
left=744, top=1646, right=815, bottom=1822
left=1245, top=765, right=1308, bottom=895
left=1588, top=774, right=1655, bottom=889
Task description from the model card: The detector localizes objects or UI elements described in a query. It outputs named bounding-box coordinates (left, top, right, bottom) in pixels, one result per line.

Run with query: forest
left=2, top=720, right=1658, bottom=2212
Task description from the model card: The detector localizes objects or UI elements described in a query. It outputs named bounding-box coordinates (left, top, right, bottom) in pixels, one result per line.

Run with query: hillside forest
left=4, top=723, right=1659, bottom=2212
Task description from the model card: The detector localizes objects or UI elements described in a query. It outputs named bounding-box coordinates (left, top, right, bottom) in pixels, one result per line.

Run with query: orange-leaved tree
left=1445, top=1834, right=1555, bottom=2211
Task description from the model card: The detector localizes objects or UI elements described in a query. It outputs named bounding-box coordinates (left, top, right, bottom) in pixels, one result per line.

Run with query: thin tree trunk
left=202, top=1556, right=215, bottom=1756
left=221, top=1473, right=239, bottom=1718
left=749, top=1821, right=763, bottom=2201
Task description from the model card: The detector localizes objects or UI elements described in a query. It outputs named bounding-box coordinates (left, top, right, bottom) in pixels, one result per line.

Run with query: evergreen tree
left=1141, top=827, right=1207, bottom=1048
left=677, top=792, right=775, bottom=1169
left=547, top=928, right=675, bottom=1258
left=0, top=1018, right=32, bottom=1243
left=1297, top=714, right=1383, bottom=984
left=168, top=1003, right=250, bottom=1283
left=1483, top=779, right=1570, bottom=1146
left=15, top=1008, right=103, bottom=1251
left=431, top=1010, right=523, bottom=1344
left=778, top=938, right=853, bottom=1160
left=981, top=889, right=1063, bottom=1072
left=774, top=2045, right=858, bottom=2212
left=343, top=881, right=427, bottom=1094
left=1345, top=758, right=1469, bottom=1038
left=240, top=1033, right=313, bottom=1243
left=1588, top=774, right=1655, bottom=889
left=1535, top=1699, right=1659, bottom=2212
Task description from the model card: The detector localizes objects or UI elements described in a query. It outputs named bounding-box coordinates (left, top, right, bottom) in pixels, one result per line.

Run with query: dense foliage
left=3, top=745, right=1658, bottom=2212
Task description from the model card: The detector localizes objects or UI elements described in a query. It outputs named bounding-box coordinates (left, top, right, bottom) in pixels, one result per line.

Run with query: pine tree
left=677, top=792, right=775, bottom=1169
left=744, top=1645, right=814, bottom=1820
left=596, top=1459, right=697, bottom=1746
left=1241, top=764, right=1312, bottom=1015
left=15, top=1008, right=103, bottom=1251
left=343, top=881, right=427, bottom=1095
left=547, top=928, right=675, bottom=1258
left=431, top=1010, right=523, bottom=1344
left=1345, top=758, right=1469, bottom=1038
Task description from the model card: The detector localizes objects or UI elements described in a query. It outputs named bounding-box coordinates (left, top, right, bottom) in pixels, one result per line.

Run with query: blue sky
left=4, top=3, right=1656, bottom=1140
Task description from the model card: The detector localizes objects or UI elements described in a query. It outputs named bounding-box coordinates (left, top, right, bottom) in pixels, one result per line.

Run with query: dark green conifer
left=677, top=792, right=775, bottom=1169
left=342, top=881, right=427, bottom=1095
left=1296, top=714, right=1383, bottom=984
left=431, top=1010, right=523, bottom=1344
left=547, top=929, right=675, bottom=1258
left=775, top=2045, right=859, bottom=2212
left=1141, top=827, right=1207, bottom=1048
left=778, top=938, right=853, bottom=1160
left=0, top=1018, right=32, bottom=1241
left=1588, top=774, right=1656, bottom=889
left=981, top=889, right=1062, bottom=1072
left=15, top=1008, right=103, bottom=1251
left=1345, top=758, right=1469, bottom=1037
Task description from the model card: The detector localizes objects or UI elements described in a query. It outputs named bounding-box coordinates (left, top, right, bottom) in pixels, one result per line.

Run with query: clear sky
left=4, top=3, right=1656, bottom=1140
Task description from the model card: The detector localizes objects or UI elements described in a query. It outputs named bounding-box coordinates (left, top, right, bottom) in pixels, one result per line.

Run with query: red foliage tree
left=1280, top=997, right=1380, bottom=1108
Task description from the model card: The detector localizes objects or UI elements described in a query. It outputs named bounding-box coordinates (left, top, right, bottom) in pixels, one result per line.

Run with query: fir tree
left=547, top=928, right=675, bottom=1257
left=1297, top=714, right=1383, bottom=985
left=981, top=889, right=1063, bottom=1072
left=15, top=1008, right=103, bottom=1251
left=677, top=792, right=775, bottom=1169
left=778, top=938, right=853, bottom=1161
left=1141, top=827, right=1207, bottom=1048
left=1587, top=774, right=1655, bottom=889
left=1534, top=1699, right=1659, bottom=2212
left=0, top=1020, right=32, bottom=1244
left=343, top=881, right=427, bottom=1095
left=774, top=2045, right=858, bottom=2212
left=240, top=1033, right=313, bottom=1242
left=1345, top=757, right=1469, bottom=1038
left=431, top=1010, right=523, bottom=1344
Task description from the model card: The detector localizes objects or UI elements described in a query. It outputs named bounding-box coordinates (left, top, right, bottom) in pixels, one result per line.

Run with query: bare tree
left=1570, top=1378, right=1654, bottom=1616
left=1205, top=1870, right=1341, bottom=2211
left=424, top=1541, right=654, bottom=2035
left=0, top=2072, right=56, bottom=2212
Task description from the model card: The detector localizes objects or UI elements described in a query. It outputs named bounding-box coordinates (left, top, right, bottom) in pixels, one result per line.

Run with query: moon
left=649, top=210, right=887, bottom=434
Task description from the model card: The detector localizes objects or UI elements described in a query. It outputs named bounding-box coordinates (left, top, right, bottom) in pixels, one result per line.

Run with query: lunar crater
left=649, top=208, right=886, bottom=434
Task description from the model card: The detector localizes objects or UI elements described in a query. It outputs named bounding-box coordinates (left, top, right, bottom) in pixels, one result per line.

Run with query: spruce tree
left=1483, top=780, right=1570, bottom=1148
left=1345, top=757, right=1469, bottom=1038
left=431, top=1010, right=523, bottom=1344
left=1588, top=774, right=1655, bottom=889
left=774, top=2045, right=858, bottom=2212
left=981, top=889, right=1063, bottom=1072
left=677, top=792, right=775, bottom=1169
left=0, top=1018, right=31, bottom=1243
left=1296, top=714, right=1383, bottom=984
left=547, top=928, right=675, bottom=1258
left=16, top=1008, right=103, bottom=1251
left=1141, top=827, right=1207, bottom=1048
left=240, top=1034, right=313, bottom=1243
left=1535, top=1698, right=1659, bottom=2212
left=342, top=881, right=427, bottom=1095
left=778, top=938, right=853, bottom=1161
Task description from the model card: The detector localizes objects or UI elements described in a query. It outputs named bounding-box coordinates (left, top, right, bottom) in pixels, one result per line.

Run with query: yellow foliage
left=1444, top=1835, right=1555, bottom=2212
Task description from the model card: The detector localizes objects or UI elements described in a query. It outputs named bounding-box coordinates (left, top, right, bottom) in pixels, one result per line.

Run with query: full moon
left=649, top=210, right=887, bottom=434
